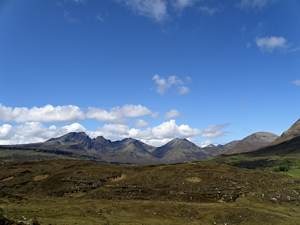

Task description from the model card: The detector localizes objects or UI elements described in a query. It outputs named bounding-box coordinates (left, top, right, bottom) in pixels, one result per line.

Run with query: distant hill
left=222, top=132, right=278, bottom=155
left=249, top=135, right=300, bottom=157
left=244, top=119, right=300, bottom=157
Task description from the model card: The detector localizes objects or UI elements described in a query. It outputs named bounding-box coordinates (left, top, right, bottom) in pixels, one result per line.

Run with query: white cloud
left=89, top=123, right=131, bottom=140
left=150, top=120, right=199, bottom=139
left=0, top=104, right=153, bottom=124
left=86, top=108, right=118, bottom=122
left=119, top=0, right=168, bottom=22
left=0, top=122, right=87, bottom=145
left=256, top=36, right=288, bottom=52
left=239, top=0, right=271, bottom=9
left=0, top=124, right=12, bottom=139
left=0, top=120, right=228, bottom=147
left=152, top=75, right=191, bottom=95
left=89, top=119, right=200, bottom=146
left=0, top=103, right=227, bottom=147
left=61, top=122, right=87, bottom=133
left=292, top=80, right=300, bottom=86
left=86, top=104, right=152, bottom=122
left=0, top=104, right=84, bottom=123
left=165, top=109, right=180, bottom=119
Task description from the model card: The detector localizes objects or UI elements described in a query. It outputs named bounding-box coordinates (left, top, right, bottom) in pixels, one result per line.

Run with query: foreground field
left=1, top=198, right=300, bottom=225
left=0, top=159, right=299, bottom=225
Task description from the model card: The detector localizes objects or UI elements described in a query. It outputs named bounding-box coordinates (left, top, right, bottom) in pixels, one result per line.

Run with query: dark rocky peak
left=46, top=132, right=91, bottom=143
left=93, top=136, right=111, bottom=145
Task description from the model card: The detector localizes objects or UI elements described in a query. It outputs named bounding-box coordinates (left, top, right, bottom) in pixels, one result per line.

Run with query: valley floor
left=0, top=159, right=299, bottom=225
left=1, top=197, right=300, bottom=225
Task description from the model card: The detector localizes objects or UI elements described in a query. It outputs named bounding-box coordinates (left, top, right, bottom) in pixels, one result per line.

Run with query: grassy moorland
left=217, top=153, right=300, bottom=179
left=0, top=157, right=299, bottom=225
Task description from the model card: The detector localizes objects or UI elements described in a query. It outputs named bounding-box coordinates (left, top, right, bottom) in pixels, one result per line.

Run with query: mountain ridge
left=273, top=119, right=300, bottom=145
left=1, top=118, right=299, bottom=164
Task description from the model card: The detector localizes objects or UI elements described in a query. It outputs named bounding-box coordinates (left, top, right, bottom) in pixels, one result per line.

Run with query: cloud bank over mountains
left=0, top=103, right=227, bottom=146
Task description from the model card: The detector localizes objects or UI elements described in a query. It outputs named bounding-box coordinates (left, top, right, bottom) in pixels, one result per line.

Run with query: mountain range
left=1, top=118, right=300, bottom=164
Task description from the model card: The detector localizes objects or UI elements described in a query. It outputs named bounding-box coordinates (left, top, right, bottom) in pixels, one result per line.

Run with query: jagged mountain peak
left=153, top=138, right=207, bottom=163
left=93, top=136, right=110, bottom=143
left=166, top=138, right=198, bottom=147
left=46, top=132, right=91, bottom=143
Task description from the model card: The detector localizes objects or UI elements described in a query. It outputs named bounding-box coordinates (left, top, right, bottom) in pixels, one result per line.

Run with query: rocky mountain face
left=101, top=138, right=157, bottom=164
left=273, top=119, right=300, bottom=145
left=43, top=132, right=94, bottom=151
left=18, top=133, right=208, bottom=164
left=153, top=138, right=208, bottom=163
left=38, top=133, right=156, bottom=164
left=222, top=132, right=279, bottom=155
left=249, top=135, right=300, bottom=156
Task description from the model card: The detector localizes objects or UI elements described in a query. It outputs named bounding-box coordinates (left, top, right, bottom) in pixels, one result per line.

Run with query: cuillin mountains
left=1, top=118, right=300, bottom=164
left=0, top=132, right=277, bottom=164
left=15, top=133, right=210, bottom=164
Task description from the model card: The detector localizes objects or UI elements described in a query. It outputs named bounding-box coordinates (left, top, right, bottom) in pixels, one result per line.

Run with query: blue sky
left=0, top=0, right=300, bottom=146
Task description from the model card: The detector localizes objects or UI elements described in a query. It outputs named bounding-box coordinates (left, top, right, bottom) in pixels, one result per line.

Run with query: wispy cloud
left=117, top=0, right=221, bottom=22
left=63, top=10, right=81, bottom=23
left=172, top=0, right=197, bottom=10
left=96, top=14, right=105, bottom=22
left=239, top=0, right=272, bottom=9
left=70, top=0, right=87, bottom=4
left=201, top=124, right=229, bottom=138
left=292, top=80, right=300, bottom=86
left=118, top=0, right=168, bottom=22
left=255, top=36, right=288, bottom=53
left=198, top=5, right=220, bottom=16
left=165, top=109, right=180, bottom=119
left=289, top=47, right=300, bottom=53
left=152, top=75, right=191, bottom=95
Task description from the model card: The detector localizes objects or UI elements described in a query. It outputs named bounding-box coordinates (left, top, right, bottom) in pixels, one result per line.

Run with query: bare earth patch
left=185, top=177, right=202, bottom=183
left=33, top=174, right=49, bottom=182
